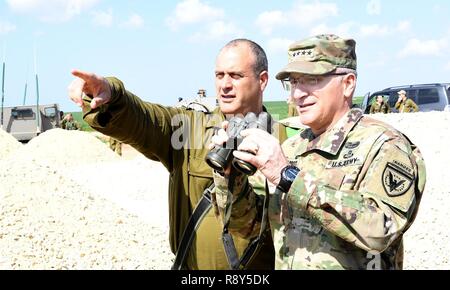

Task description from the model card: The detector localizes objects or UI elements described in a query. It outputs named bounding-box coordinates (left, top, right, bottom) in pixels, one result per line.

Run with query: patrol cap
left=275, top=34, right=357, bottom=80
left=397, top=90, right=407, bottom=95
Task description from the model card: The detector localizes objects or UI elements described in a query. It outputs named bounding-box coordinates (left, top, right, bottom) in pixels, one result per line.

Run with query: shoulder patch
left=382, top=162, right=414, bottom=196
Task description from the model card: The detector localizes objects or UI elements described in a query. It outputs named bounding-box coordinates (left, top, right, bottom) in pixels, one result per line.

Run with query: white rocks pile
left=0, top=127, right=22, bottom=160
left=0, top=128, right=173, bottom=269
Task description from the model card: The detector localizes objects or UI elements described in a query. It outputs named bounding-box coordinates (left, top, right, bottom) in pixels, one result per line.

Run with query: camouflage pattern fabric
left=213, top=108, right=426, bottom=269
left=370, top=101, right=391, bottom=114
left=61, top=119, right=81, bottom=130
left=80, top=77, right=287, bottom=270
left=395, top=99, right=419, bottom=113
left=276, top=34, right=357, bottom=79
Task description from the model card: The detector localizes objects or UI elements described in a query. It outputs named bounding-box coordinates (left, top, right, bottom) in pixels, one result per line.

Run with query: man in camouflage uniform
left=67, top=39, right=287, bottom=270
left=61, top=113, right=81, bottom=130
left=370, top=95, right=391, bottom=114
left=395, top=90, right=419, bottom=113
left=211, top=34, right=426, bottom=269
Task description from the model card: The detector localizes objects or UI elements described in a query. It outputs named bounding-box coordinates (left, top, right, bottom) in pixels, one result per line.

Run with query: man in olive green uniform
left=370, top=95, right=391, bottom=114
left=287, top=95, right=299, bottom=117
left=109, top=137, right=122, bottom=156
left=67, top=39, right=286, bottom=270
left=395, top=90, right=419, bottom=113
left=61, top=113, right=81, bottom=130
left=211, top=34, right=426, bottom=269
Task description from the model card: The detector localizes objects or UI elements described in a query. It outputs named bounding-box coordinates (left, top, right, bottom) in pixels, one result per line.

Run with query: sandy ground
left=0, top=111, right=449, bottom=269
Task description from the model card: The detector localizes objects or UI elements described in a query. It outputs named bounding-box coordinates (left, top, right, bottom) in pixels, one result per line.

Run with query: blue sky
left=1, top=0, right=450, bottom=112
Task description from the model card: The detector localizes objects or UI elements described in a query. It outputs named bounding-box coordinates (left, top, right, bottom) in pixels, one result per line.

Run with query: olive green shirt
left=81, top=77, right=286, bottom=270
left=369, top=101, right=391, bottom=114
left=395, top=99, right=419, bottom=113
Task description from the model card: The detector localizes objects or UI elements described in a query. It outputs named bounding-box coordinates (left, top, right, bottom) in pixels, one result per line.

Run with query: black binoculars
left=205, top=112, right=271, bottom=176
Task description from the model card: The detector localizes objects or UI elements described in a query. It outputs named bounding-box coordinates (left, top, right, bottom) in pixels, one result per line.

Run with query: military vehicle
left=1, top=103, right=61, bottom=142
left=175, top=89, right=218, bottom=112
left=0, top=51, right=62, bottom=142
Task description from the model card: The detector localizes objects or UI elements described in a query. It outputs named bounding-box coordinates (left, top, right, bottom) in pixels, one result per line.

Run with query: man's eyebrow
left=215, top=68, right=245, bottom=73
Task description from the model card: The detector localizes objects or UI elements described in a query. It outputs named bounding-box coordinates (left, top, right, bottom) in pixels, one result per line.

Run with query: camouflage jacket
left=80, top=77, right=286, bottom=270
left=213, top=108, right=426, bottom=269
left=370, top=101, right=391, bottom=114
left=395, top=99, right=419, bottom=113
left=61, top=119, right=80, bottom=130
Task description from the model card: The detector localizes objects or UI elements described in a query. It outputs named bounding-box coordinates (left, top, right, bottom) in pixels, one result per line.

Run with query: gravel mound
left=0, top=128, right=22, bottom=160
left=5, top=128, right=119, bottom=168
left=0, top=129, right=172, bottom=269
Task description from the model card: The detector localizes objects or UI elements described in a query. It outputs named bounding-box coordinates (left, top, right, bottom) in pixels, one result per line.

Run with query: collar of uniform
left=204, top=106, right=269, bottom=129
left=302, top=108, right=363, bottom=156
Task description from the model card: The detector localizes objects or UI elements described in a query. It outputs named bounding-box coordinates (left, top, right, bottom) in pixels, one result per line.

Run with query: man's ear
left=343, top=73, right=357, bottom=98
left=259, top=70, right=269, bottom=91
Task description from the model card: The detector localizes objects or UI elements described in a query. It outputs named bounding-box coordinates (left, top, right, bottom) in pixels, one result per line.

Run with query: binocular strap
left=171, top=183, right=215, bottom=270
left=222, top=172, right=270, bottom=270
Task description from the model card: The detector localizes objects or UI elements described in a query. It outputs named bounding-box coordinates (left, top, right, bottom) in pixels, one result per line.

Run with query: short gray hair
left=222, top=39, right=268, bottom=76
left=335, top=67, right=358, bottom=78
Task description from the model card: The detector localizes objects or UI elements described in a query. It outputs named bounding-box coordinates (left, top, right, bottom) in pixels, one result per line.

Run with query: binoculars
left=205, top=112, right=271, bottom=176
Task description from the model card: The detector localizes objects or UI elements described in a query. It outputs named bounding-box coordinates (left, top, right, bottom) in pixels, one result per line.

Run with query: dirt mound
left=0, top=128, right=22, bottom=160
left=0, top=128, right=172, bottom=269
left=5, top=128, right=119, bottom=168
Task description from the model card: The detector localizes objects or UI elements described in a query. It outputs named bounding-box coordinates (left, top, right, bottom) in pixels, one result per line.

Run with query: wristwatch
left=276, top=165, right=300, bottom=193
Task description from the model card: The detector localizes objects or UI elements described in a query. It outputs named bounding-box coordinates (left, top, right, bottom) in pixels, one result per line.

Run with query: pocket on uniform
left=188, top=156, right=213, bottom=178
left=323, top=169, right=346, bottom=189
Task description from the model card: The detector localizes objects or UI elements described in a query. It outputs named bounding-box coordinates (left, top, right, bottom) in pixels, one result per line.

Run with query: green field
left=263, top=101, right=289, bottom=120
left=70, top=111, right=93, bottom=131
left=69, top=96, right=364, bottom=132
left=263, top=96, right=364, bottom=120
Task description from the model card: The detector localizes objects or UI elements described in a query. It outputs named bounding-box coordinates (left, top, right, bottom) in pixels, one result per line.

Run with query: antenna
left=23, top=64, right=29, bottom=105
left=34, top=44, right=41, bottom=133
left=1, top=43, right=5, bottom=129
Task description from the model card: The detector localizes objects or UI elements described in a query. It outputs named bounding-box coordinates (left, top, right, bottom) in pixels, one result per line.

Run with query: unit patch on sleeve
left=382, top=162, right=414, bottom=196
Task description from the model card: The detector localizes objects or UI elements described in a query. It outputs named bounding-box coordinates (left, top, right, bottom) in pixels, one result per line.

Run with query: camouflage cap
left=275, top=34, right=357, bottom=80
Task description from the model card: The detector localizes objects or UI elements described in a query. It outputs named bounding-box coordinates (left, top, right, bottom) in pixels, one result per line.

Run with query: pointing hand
left=68, top=69, right=111, bottom=109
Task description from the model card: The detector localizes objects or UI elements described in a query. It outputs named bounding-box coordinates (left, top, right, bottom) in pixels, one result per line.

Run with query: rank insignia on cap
left=382, top=162, right=414, bottom=196
left=291, top=49, right=315, bottom=59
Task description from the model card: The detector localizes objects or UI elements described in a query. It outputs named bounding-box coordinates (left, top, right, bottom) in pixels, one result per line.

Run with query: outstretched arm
left=67, top=69, right=187, bottom=171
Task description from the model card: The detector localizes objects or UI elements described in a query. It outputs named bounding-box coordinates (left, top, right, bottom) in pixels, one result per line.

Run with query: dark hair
left=222, top=39, right=268, bottom=76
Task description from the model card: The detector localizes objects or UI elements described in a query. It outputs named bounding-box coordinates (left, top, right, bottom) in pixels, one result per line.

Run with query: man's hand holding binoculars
left=208, top=115, right=289, bottom=187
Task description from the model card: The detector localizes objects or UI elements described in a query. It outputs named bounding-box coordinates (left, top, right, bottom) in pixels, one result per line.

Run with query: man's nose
left=291, top=86, right=308, bottom=100
left=221, top=75, right=233, bottom=90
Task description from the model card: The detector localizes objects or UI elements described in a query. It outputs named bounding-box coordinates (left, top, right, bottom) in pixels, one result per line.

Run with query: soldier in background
left=109, top=137, right=122, bottom=156
left=197, top=89, right=206, bottom=98
left=211, top=34, right=426, bottom=269
left=395, top=90, right=419, bottom=113
left=287, top=95, right=299, bottom=117
left=370, top=95, right=391, bottom=114
left=61, top=113, right=81, bottom=130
